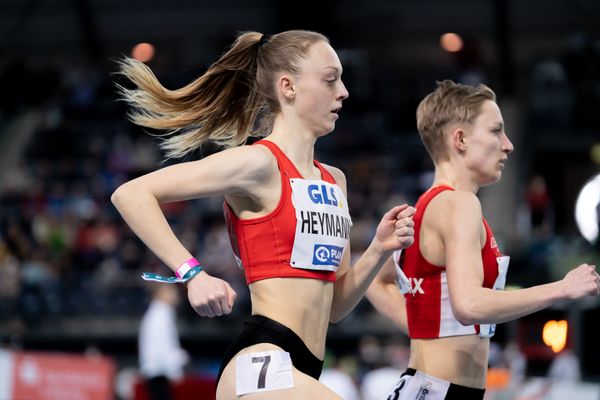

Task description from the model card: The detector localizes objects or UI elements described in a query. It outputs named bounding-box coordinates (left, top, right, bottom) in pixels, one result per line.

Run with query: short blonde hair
left=416, top=80, right=496, bottom=162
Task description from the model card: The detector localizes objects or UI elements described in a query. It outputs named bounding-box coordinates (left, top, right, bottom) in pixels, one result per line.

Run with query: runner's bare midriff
left=249, top=277, right=334, bottom=360
left=409, top=335, right=490, bottom=389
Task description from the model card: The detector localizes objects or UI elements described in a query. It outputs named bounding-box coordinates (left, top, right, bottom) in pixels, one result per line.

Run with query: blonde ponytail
left=117, top=30, right=328, bottom=159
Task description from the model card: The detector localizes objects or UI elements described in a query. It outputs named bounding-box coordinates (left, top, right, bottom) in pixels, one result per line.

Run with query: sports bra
left=395, top=185, right=510, bottom=338
left=224, top=140, right=352, bottom=284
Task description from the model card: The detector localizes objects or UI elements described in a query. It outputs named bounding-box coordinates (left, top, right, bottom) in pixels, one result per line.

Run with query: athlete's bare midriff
left=409, top=335, right=490, bottom=388
left=249, top=277, right=334, bottom=360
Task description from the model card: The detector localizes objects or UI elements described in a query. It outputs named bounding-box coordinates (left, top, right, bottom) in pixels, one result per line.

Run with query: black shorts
left=217, top=315, right=324, bottom=384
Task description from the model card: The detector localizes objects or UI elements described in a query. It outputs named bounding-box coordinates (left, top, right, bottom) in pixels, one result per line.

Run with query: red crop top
left=398, top=185, right=509, bottom=338
left=224, top=140, right=352, bottom=284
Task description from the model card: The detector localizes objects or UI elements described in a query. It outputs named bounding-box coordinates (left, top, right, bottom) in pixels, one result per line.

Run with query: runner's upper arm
left=115, top=145, right=275, bottom=203
left=438, top=191, right=486, bottom=325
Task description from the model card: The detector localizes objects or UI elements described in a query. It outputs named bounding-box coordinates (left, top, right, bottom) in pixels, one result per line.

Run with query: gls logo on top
left=312, top=244, right=344, bottom=266
left=307, top=184, right=343, bottom=209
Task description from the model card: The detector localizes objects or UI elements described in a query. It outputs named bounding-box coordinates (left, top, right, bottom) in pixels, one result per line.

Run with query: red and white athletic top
left=224, top=140, right=352, bottom=285
left=395, top=185, right=510, bottom=339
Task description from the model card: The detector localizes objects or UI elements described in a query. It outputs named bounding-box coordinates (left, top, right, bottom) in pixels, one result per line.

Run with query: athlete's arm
left=111, top=145, right=276, bottom=317
left=441, top=191, right=600, bottom=326
left=324, top=165, right=415, bottom=323
left=366, top=257, right=409, bottom=334
left=330, top=204, right=414, bottom=323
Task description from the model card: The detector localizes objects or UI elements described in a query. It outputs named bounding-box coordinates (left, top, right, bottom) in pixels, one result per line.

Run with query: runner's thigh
left=216, top=343, right=341, bottom=400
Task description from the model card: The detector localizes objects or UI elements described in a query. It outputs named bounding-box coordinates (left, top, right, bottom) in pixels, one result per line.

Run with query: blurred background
left=1, top=0, right=600, bottom=399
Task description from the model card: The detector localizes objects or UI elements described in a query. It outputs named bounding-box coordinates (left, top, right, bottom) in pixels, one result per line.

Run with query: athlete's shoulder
left=241, top=142, right=277, bottom=163
left=226, top=143, right=278, bottom=179
left=429, top=189, right=482, bottom=223
left=438, top=189, right=480, bottom=206
left=319, top=163, right=346, bottom=189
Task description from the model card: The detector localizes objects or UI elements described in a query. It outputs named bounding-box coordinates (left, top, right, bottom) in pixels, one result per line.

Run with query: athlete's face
left=463, top=100, right=514, bottom=185
left=292, top=41, right=349, bottom=136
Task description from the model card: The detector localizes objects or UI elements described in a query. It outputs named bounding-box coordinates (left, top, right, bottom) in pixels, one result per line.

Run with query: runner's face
left=463, top=100, right=514, bottom=185
left=293, top=41, right=349, bottom=136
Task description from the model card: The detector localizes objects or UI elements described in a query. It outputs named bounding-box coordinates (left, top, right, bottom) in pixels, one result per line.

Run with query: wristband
left=141, top=266, right=202, bottom=284
left=175, top=257, right=201, bottom=278
left=141, top=260, right=203, bottom=284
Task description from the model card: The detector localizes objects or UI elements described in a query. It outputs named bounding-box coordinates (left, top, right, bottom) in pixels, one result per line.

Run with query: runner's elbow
left=329, top=313, right=341, bottom=324
left=329, top=307, right=347, bottom=324
left=111, top=183, right=130, bottom=209
left=453, top=299, right=481, bottom=326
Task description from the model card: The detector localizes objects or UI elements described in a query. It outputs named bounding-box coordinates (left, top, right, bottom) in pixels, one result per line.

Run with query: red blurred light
left=131, top=43, right=155, bottom=62
left=440, top=33, right=463, bottom=53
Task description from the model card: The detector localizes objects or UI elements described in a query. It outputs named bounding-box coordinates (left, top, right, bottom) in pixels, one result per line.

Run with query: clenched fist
left=186, top=271, right=238, bottom=317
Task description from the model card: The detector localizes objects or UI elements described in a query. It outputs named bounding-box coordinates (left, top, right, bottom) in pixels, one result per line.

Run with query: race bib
left=235, top=351, right=294, bottom=395
left=289, top=178, right=352, bottom=272
left=479, top=255, right=510, bottom=338
left=393, top=249, right=412, bottom=294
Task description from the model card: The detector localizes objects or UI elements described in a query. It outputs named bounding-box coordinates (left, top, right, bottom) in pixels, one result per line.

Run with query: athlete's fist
left=186, top=271, right=237, bottom=317
left=561, top=264, right=600, bottom=300
left=375, top=204, right=416, bottom=253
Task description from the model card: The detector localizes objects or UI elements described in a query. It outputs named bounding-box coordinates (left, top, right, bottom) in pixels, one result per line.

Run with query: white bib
left=289, top=178, right=352, bottom=272
left=235, top=351, right=294, bottom=395
left=479, top=255, right=510, bottom=337
left=393, top=249, right=412, bottom=294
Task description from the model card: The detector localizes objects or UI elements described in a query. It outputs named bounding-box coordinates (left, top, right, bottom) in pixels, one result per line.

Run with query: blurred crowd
left=1, top=31, right=599, bottom=396
left=0, top=55, right=433, bottom=331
